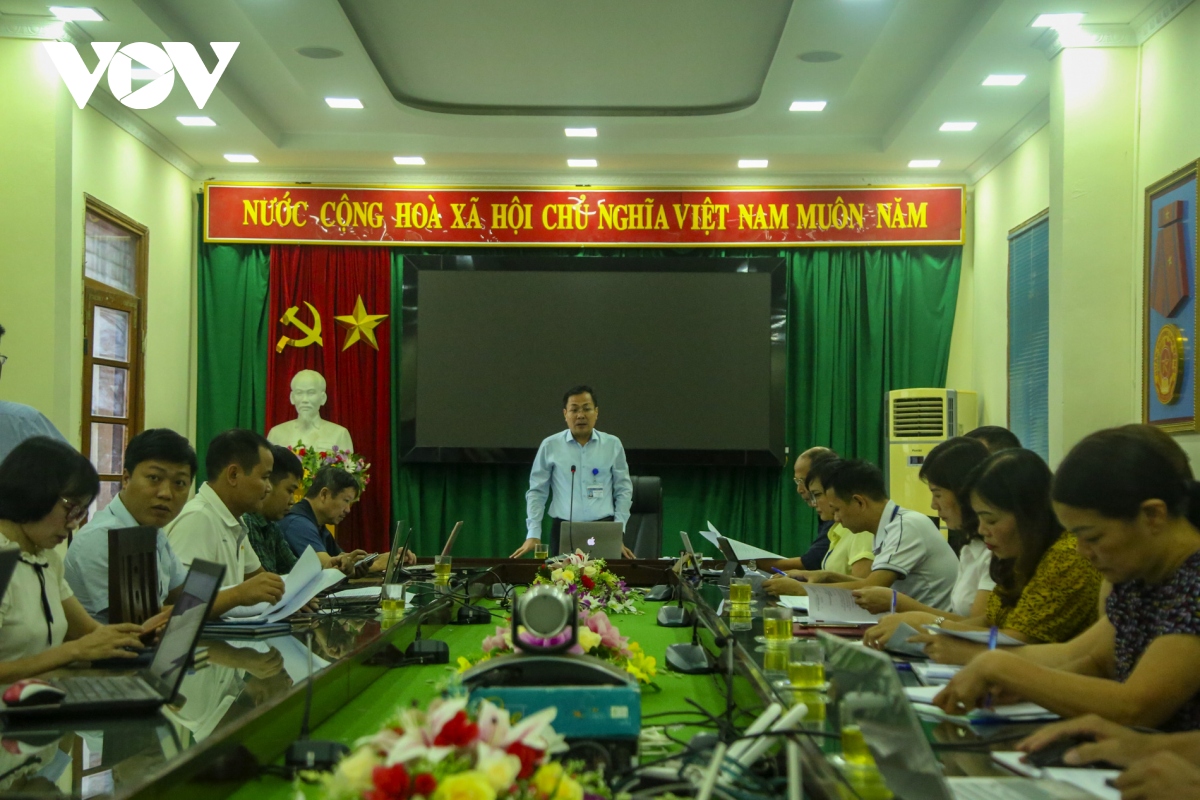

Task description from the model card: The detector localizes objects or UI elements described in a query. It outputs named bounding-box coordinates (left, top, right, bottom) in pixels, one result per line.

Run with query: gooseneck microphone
left=284, top=628, right=349, bottom=773
left=566, top=465, right=577, bottom=553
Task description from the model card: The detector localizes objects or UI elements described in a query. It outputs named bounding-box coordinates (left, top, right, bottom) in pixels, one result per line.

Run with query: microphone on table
left=284, top=628, right=349, bottom=774
left=565, top=465, right=577, bottom=554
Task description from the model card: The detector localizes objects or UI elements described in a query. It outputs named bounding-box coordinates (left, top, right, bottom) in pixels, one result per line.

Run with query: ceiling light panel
left=908, top=159, right=940, bottom=168
left=939, top=122, right=977, bottom=132
left=394, top=156, right=426, bottom=165
left=224, top=154, right=259, bottom=163
left=177, top=116, right=216, bottom=126
left=789, top=101, right=827, bottom=112
left=1032, top=13, right=1084, bottom=28
left=983, top=74, right=1026, bottom=86
left=738, top=159, right=768, bottom=168
left=325, top=98, right=364, bottom=109
left=567, top=159, right=598, bottom=167
left=49, top=6, right=103, bottom=21
left=565, top=128, right=597, bottom=137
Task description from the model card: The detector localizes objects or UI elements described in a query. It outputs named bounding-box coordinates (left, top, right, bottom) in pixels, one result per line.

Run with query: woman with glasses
left=0, top=437, right=148, bottom=683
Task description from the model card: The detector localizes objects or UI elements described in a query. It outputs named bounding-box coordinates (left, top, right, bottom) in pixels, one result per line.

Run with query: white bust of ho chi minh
left=266, top=369, right=354, bottom=453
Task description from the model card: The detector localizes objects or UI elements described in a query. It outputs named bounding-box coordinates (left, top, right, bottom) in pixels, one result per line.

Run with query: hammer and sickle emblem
left=275, top=301, right=323, bottom=353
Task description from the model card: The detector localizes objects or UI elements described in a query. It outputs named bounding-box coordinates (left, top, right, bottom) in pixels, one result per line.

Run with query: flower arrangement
left=457, top=609, right=658, bottom=687
left=314, top=697, right=612, bottom=800
left=291, top=442, right=371, bottom=493
left=532, top=551, right=641, bottom=615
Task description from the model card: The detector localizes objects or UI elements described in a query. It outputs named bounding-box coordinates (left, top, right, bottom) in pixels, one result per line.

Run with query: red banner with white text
left=205, top=183, right=964, bottom=247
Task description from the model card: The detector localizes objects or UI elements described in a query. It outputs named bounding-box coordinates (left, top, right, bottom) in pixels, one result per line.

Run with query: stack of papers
left=803, top=584, right=880, bottom=625
left=991, top=752, right=1120, bottom=800
left=912, top=662, right=961, bottom=685
left=776, top=596, right=810, bottom=613
left=884, top=621, right=928, bottom=658
left=222, top=547, right=345, bottom=623
left=904, top=685, right=1059, bottom=722
left=699, top=523, right=783, bottom=561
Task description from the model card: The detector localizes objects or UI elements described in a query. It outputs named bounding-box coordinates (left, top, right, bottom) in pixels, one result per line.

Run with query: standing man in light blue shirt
left=0, top=323, right=67, bottom=463
left=510, top=385, right=635, bottom=559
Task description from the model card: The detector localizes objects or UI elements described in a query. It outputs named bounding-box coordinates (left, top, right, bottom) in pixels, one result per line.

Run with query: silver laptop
left=818, top=632, right=1102, bottom=800
left=559, top=521, right=625, bottom=559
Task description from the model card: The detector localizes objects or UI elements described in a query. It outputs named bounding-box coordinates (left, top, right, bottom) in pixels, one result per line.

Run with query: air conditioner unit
left=885, top=389, right=978, bottom=517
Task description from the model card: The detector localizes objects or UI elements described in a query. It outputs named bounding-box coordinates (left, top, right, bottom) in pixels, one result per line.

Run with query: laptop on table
left=819, top=633, right=1104, bottom=800
left=0, top=560, right=225, bottom=719
left=559, top=521, right=625, bottom=559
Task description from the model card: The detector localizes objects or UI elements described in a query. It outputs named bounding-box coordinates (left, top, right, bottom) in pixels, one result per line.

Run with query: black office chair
left=624, top=476, right=663, bottom=559
left=108, top=526, right=160, bottom=624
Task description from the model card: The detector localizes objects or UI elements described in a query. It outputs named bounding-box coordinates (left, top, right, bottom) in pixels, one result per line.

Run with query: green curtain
left=386, top=246, right=961, bottom=559
left=195, top=239, right=271, bottom=481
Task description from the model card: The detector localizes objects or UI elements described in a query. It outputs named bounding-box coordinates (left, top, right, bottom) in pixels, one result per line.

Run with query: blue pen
left=770, top=567, right=788, bottom=576
left=981, top=626, right=999, bottom=710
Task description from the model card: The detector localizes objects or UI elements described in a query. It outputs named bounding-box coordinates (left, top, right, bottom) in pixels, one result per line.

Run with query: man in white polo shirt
left=166, top=429, right=285, bottom=606
left=763, top=459, right=958, bottom=608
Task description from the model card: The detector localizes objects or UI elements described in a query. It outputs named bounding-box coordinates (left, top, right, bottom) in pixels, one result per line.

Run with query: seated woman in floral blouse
left=932, top=426, right=1200, bottom=731
left=901, top=447, right=1101, bottom=663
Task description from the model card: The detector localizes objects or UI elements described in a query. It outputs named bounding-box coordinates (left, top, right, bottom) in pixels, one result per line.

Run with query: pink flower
left=584, top=611, right=629, bottom=653
left=481, top=625, right=511, bottom=653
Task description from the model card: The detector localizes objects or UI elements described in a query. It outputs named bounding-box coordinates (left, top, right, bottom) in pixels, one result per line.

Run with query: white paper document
left=884, top=621, right=929, bottom=658
left=803, top=584, right=880, bottom=625
left=991, top=751, right=1120, bottom=800
left=905, top=686, right=1059, bottom=722
left=327, top=585, right=384, bottom=600
left=926, top=626, right=1025, bottom=647
left=221, top=547, right=346, bottom=623
left=776, top=596, right=810, bottom=613
left=699, top=523, right=783, bottom=561
left=912, top=662, right=961, bottom=685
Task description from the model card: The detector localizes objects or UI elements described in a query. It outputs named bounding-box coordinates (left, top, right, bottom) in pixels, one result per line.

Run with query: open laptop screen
left=148, top=561, right=223, bottom=695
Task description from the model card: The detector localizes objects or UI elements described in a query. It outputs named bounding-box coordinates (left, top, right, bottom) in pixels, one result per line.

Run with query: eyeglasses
left=61, top=497, right=90, bottom=526
left=566, top=406, right=596, bottom=415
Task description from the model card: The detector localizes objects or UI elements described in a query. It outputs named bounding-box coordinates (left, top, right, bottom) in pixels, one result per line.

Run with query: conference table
left=0, top=559, right=1036, bottom=799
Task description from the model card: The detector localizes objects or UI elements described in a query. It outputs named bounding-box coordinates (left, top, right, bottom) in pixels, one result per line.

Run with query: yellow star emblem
left=334, top=295, right=388, bottom=351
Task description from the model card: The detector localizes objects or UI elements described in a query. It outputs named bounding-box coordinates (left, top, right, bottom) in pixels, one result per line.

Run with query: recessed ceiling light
left=908, top=159, right=941, bottom=168
left=789, top=101, right=827, bottom=112
left=565, top=127, right=597, bottom=137
left=296, top=46, right=344, bottom=60
left=49, top=6, right=103, bottom=21
left=177, top=116, right=216, bottom=126
left=1032, top=13, right=1083, bottom=28
left=939, top=121, right=977, bottom=132
left=224, top=154, right=258, bottom=163
left=983, top=74, right=1026, bottom=86
left=394, top=156, right=425, bottom=165
left=325, top=97, right=363, bottom=109
left=567, top=159, right=598, bottom=168
left=738, top=159, right=768, bottom=168
left=798, top=50, right=842, bottom=63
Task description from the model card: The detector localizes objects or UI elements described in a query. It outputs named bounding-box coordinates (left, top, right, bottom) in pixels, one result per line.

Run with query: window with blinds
left=1008, top=211, right=1050, bottom=459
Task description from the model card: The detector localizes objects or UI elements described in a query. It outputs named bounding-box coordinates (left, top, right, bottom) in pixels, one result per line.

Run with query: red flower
left=581, top=574, right=595, bottom=590
left=370, top=763, right=410, bottom=799
left=412, top=773, right=437, bottom=797
left=433, top=710, right=479, bottom=747
left=506, top=741, right=545, bottom=779
left=297, top=447, right=307, bottom=456
left=319, top=451, right=327, bottom=458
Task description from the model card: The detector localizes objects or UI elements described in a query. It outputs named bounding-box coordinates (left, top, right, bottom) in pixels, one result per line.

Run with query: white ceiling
left=0, top=0, right=1188, bottom=185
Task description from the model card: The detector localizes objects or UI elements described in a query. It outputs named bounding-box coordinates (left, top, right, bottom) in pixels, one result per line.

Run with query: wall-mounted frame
left=1143, top=160, right=1199, bottom=432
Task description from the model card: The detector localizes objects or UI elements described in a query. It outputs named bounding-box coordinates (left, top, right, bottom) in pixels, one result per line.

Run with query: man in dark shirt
left=278, top=466, right=368, bottom=569
left=244, top=445, right=304, bottom=574
left=776, top=447, right=837, bottom=570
